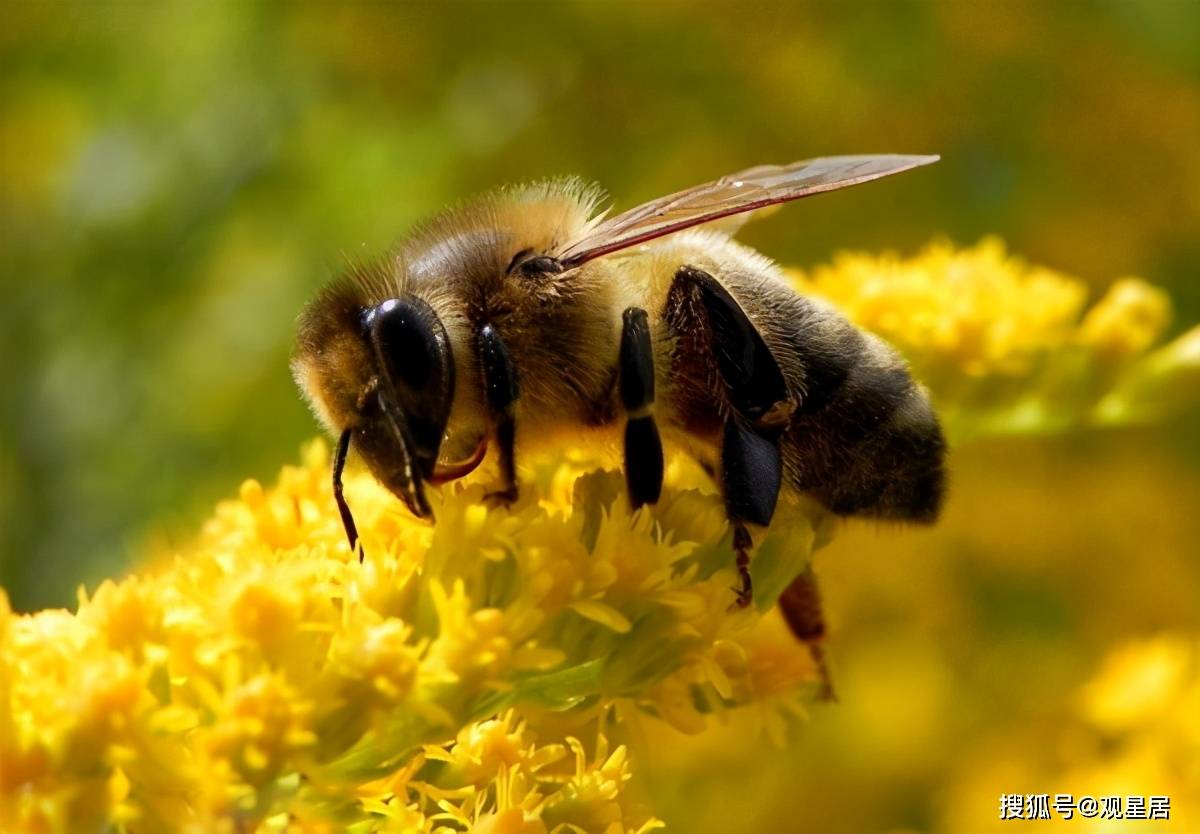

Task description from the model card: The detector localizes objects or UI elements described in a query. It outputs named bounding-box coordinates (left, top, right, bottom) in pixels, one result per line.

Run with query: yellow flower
left=936, top=635, right=1200, bottom=833
left=790, top=238, right=1199, bottom=438
left=1077, top=278, right=1172, bottom=361
left=0, top=442, right=817, bottom=833
left=423, top=712, right=565, bottom=788
left=790, top=237, right=1088, bottom=379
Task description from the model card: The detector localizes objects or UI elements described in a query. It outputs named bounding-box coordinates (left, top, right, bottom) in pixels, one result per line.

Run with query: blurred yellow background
left=1, top=3, right=1198, bottom=832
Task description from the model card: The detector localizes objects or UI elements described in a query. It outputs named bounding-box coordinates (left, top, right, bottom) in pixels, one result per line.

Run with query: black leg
left=620, top=307, right=663, bottom=508
left=722, top=417, right=784, bottom=607
left=779, top=568, right=836, bottom=701
left=665, top=265, right=794, bottom=608
left=674, top=266, right=793, bottom=429
left=732, top=522, right=754, bottom=608
left=491, top=416, right=517, bottom=503
left=333, top=428, right=363, bottom=561
left=722, top=416, right=783, bottom=527
left=478, top=324, right=520, bottom=503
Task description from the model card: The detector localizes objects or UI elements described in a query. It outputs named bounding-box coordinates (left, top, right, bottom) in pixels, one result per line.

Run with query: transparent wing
left=558, top=154, right=938, bottom=267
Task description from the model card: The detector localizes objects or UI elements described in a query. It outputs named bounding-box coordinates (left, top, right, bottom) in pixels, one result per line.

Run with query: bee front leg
left=478, top=324, right=519, bottom=504
left=332, top=427, right=363, bottom=560
left=620, top=307, right=664, bottom=508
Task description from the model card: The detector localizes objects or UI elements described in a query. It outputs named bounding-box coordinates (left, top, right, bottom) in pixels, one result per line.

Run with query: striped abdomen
left=771, top=292, right=945, bottom=522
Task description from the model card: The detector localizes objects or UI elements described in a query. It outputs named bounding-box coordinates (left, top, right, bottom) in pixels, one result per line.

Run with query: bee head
left=353, top=295, right=456, bottom=519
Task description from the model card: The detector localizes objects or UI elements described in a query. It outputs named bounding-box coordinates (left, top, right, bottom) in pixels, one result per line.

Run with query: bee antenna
left=332, top=428, right=364, bottom=562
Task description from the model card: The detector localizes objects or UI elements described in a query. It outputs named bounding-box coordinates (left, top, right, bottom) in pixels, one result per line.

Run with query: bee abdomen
left=782, top=328, right=946, bottom=524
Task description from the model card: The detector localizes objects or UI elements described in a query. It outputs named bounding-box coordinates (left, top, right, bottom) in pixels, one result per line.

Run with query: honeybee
left=293, top=155, right=946, bottom=655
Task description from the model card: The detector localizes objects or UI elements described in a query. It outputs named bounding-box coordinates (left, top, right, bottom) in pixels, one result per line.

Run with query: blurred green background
left=2, top=2, right=1199, bottom=833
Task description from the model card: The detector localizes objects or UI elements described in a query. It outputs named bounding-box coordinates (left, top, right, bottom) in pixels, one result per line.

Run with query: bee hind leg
left=665, top=265, right=794, bottom=609
left=779, top=568, right=837, bottom=701
left=722, top=416, right=783, bottom=608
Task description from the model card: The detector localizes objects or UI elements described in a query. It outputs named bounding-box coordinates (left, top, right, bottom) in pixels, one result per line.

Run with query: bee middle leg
left=619, top=307, right=664, bottom=508
left=478, top=323, right=519, bottom=504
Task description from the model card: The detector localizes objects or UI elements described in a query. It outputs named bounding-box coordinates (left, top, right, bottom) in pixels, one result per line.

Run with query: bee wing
left=559, top=154, right=938, bottom=267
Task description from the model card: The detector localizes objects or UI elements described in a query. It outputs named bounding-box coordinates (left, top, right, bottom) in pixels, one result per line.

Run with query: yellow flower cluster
left=789, top=238, right=1200, bottom=437
left=793, top=237, right=1090, bottom=379
left=939, top=634, right=1200, bottom=832
left=0, top=444, right=822, bottom=834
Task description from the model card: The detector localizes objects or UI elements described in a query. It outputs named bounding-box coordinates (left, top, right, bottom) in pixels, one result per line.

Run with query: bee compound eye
left=363, top=296, right=456, bottom=472
left=368, top=298, right=445, bottom=391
